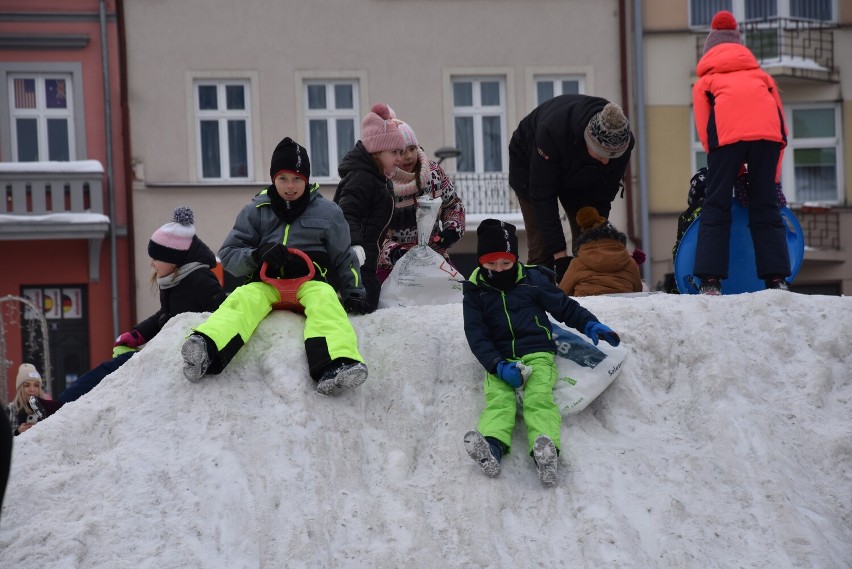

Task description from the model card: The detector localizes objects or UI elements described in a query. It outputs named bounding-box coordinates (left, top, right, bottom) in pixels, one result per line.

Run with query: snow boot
left=463, top=430, right=502, bottom=478
left=181, top=334, right=210, bottom=383
left=533, top=434, right=558, bottom=487
left=316, top=361, right=368, bottom=396
left=699, top=276, right=722, bottom=296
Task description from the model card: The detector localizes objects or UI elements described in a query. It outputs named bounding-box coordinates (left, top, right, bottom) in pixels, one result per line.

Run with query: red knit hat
left=703, top=10, right=742, bottom=54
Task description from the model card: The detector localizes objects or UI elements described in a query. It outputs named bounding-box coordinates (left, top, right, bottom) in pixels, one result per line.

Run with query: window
left=690, top=0, right=835, bottom=26
left=690, top=118, right=708, bottom=174
left=784, top=104, right=842, bottom=203
left=8, top=74, right=75, bottom=161
left=534, top=75, right=584, bottom=106
left=304, top=80, right=358, bottom=179
left=194, top=80, right=251, bottom=180
left=451, top=77, right=507, bottom=173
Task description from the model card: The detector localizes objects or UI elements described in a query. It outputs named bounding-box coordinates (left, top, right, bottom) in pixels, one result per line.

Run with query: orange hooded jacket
left=693, top=43, right=787, bottom=181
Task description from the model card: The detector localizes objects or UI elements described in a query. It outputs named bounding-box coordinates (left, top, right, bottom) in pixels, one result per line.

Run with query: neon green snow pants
left=477, top=351, right=561, bottom=455
left=193, top=280, right=363, bottom=377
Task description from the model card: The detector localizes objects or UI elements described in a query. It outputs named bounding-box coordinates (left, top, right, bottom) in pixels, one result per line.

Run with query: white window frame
left=533, top=74, right=586, bottom=106
left=781, top=102, right=843, bottom=205
left=689, top=0, right=837, bottom=27
left=450, top=76, right=509, bottom=174
left=7, top=73, right=76, bottom=162
left=303, top=79, right=360, bottom=183
left=193, top=79, right=253, bottom=182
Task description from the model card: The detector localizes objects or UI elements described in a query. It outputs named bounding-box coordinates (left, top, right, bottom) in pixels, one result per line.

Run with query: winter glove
left=343, top=291, right=373, bottom=315
left=352, top=245, right=366, bottom=267
left=114, top=329, right=144, bottom=348
left=112, top=345, right=138, bottom=359
left=389, top=245, right=410, bottom=264
left=495, top=361, right=525, bottom=389
left=632, top=248, right=646, bottom=266
left=553, top=256, right=572, bottom=283
left=431, top=228, right=461, bottom=249
left=583, top=321, right=621, bottom=347
left=255, top=243, right=292, bottom=272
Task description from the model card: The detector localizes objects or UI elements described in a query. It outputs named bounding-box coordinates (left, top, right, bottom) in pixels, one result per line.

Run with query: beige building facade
left=123, top=0, right=634, bottom=316
left=124, top=0, right=851, bottom=318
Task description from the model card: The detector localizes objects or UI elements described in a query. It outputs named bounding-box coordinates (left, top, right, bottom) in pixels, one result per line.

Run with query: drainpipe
left=632, top=0, right=652, bottom=282
left=99, top=0, right=119, bottom=337
left=618, top=0, right=637, bottom=246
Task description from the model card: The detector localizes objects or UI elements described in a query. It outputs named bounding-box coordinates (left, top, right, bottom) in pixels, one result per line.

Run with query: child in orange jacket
left=692, top=10, right=789, bottom=295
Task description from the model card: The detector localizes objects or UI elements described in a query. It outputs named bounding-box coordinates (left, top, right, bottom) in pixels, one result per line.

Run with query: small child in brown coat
left=558, top=207, right=643, bottom=297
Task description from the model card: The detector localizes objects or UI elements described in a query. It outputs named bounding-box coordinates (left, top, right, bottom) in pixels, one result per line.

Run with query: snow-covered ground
left=1, top=291, right=850, bottom=568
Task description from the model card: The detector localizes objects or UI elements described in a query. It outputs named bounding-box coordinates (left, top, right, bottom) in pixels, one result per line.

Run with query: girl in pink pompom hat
left=334, top=103, right=406, bottom=311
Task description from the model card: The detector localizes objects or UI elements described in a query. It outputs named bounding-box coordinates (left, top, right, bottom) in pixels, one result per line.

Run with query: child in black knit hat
left=181, top=137, right=370, bottom=396
left=461, top=219, right=621, bottom=486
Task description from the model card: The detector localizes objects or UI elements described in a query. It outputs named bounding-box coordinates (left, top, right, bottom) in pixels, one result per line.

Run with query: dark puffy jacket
left=509, top=94, right=634, bottom=256
left=462, top=264, right=598, bottom=374
left=333, top=141, right=394, bottom=269
left=134, top=236, right=226, bottom=341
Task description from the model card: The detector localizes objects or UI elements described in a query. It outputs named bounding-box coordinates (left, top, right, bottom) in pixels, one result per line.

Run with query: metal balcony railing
left=450, top=172, right=519, bottom=215
left=0, top=161, right=110, bottom=281
left=695, top=17, right=838, bottom=82
left=794, top=207, right=840, bottom=251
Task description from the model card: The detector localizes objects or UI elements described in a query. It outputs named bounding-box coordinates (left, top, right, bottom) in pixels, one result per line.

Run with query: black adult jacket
left=508, top=94, right=635, bottom=256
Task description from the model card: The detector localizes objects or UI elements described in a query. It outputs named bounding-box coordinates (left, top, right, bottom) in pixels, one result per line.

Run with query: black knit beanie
left=270, top=137, right=310, bottom=183
left=476, top=219, right=518, bottom=263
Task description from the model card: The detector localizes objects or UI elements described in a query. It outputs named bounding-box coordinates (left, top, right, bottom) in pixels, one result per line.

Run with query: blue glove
left=496, top=361, right=524, bottom=389
left=583, top=321, right=621, bottom=347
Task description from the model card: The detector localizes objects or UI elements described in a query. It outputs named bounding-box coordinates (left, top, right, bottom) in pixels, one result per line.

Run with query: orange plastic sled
left=259, top=248, right=315, bottom=312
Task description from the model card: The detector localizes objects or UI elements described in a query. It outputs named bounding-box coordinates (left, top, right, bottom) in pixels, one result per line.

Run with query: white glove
left=516, top=363, right=533, bottom=381
left=352, top=245, right=366, bottom=267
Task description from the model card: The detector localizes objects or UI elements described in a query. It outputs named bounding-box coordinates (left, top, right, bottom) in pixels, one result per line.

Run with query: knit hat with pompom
left=148, top=206, right=196, bottom=265
left=704, top=10, right=742, bottom=54
left=583, top=103, right=631, bottom=160
left=576, top=207, right=606, bottom=232
left=361, top=103, right=405, bottom=153
left=575, top=207, right=628, bottom=248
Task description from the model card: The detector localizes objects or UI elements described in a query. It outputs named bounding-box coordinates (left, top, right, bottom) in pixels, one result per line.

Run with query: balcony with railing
left=695, top=17, right=838, bottom=82
left=0, top=160, right=110, bottom=280
left=450, top=172, right=524, bottom=229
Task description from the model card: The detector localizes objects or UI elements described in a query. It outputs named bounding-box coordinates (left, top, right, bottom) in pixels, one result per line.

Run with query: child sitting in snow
left=558, top=206, right=643, bottom=297
left=462, top=219, right=621, bottom=486
left=181, top=137, right=370, bottom=395
left=60, top=206, right=226, bottom=402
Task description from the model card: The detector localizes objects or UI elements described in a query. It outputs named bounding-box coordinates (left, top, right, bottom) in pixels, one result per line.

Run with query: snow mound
left=2, top=293, right=851, bottom=568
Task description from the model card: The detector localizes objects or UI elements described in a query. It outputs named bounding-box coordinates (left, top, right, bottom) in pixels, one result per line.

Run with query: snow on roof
left=0, top=160, right=104, bottom=174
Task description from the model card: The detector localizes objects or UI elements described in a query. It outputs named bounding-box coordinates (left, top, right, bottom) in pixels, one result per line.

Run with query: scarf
left=389, top=147, right=432, bottom=208
left=158, top=262, right=208, bottom=290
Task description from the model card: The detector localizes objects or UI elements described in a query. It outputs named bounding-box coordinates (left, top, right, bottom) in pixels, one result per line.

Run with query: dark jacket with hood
left=333, top=140, right=395, bottom=309
left=134, top=235, right=227, bottom=341
left=462, top=263, right=598, bottom=374
left=509, top=94, right=635, bottom=256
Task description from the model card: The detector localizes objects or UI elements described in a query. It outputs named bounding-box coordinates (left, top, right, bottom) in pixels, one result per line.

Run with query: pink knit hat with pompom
left=361, top=103, right=405, bottom=153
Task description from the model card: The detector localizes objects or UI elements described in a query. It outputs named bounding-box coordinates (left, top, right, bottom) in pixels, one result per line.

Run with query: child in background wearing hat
left=58, top=207, right=227, bottom=403
left=462, top=219, right=621, bottom=486
left=558, top=207, right=643, bottom=297
left=693, top=10, right=789, bottom=295
left=182, top=137, right=370, bottom=396
left=508, top=94, right=635, bottom=283
left=377, top=118, right=466, bottom=280
left=334, top=103, right=405, bottom=311
left=9, top=364, right=62, bottom=436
